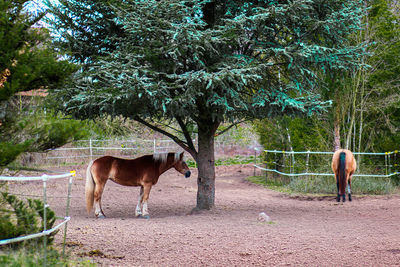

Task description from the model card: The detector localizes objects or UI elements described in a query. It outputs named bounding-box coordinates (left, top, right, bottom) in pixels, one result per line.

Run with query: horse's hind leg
left=135, top=186, right=144, bottom=217
left=94, top=180, right=106, bottom=218
left=141, top=183, right=152, bottom=219
left=342, top=177, right=346, bottom=202
left=348, top=176, right=353, bottom=202
left=336, top=175, right=340, bottom=202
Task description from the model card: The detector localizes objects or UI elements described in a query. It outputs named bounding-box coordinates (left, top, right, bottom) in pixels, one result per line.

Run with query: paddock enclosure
left=7, top=163, right=400, bottom=266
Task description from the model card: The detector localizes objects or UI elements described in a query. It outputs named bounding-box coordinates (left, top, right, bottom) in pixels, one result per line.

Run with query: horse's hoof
left=349, top=195, right=352, bottom=202
left=142, top=215, right=150, bottom=219
left=97, top=214, right=106, bottom=219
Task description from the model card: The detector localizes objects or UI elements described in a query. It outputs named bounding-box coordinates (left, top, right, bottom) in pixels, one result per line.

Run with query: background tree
left=326, top=0, right=400, bottom=154
left=49, top=0, right=366, bottom=210
left=0, top=0, right=82, bottom=168
left=358, top=0, right=400, bottom=152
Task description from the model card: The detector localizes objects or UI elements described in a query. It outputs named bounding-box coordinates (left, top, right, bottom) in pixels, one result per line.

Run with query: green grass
left=247, top=175, right=397, bottom=195
left=0, top=247, right=95, bottom=267
left=246, top=176, right=293, bottom=194
left=187, top=155, right=255, bottom=168
left=352, top=177, right=395, bottom=194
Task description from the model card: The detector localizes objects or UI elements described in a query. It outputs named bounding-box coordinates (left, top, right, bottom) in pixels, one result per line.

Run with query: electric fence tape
left=254, top=149, right=399, bottom=178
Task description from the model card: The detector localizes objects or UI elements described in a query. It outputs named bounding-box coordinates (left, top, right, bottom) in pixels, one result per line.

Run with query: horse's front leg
left=141, top=183, right=152, bottom=219
left=135, top=186, right=144, bottom=217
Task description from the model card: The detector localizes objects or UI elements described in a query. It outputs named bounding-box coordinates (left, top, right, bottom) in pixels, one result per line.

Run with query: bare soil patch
left=9, top=164, right=400, bottom=266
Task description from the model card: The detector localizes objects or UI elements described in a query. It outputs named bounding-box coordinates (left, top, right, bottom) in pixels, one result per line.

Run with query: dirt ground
left=9, top=164, right=400, bottom=266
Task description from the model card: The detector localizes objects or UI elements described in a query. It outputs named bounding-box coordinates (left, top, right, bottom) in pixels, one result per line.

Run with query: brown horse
left=85, top=152, right=191, bottom=219
left=331, top=149, right=357, bottom=202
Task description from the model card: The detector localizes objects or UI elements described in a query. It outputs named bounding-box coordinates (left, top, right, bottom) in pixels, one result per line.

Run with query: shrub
left=0, top=192, right=57, bottom=248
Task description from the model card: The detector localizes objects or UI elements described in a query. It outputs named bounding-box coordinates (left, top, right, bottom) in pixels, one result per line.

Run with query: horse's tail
left=338, top=152, right=346, bottom=195
left=85, top=160, right=95, bottom=214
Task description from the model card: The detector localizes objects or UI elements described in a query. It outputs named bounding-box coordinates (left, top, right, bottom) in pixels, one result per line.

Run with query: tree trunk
left=334, top=119, right=341, bottom=151
left=195, top=121, right=218, bottom=210
left=333, top=83, right=342, bottom=151
left=345, top=67, right=362, bottom=150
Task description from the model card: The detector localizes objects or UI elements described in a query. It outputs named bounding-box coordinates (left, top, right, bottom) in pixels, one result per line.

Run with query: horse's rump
left=331, top=149, right=357, bottom=201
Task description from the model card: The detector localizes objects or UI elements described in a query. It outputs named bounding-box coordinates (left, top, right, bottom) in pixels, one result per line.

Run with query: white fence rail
left=0, top=171, right=75, bottom=265
left=19, top=138, right=259, bottom=167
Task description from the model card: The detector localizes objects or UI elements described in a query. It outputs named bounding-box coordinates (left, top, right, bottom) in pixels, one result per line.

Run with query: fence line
left=254, top=165, right=399, bottom=178
left=0, top=172, right=74, bottom=181
left=44, top=138, right=190, bottom=162
left=0, top=218, right=70, bottom=245
left=21, top=138, right=258, bottom=168
left=0, top=171, right=75, bottom=266
left=259, top=148, right=399, bottom=156
left=254, top=149, right=399, bottom=178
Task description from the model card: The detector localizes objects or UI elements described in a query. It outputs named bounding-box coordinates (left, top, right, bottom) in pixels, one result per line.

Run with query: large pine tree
left=0, top=1, right=81, bottom=167
left=49, top=0, right=366, bottom=210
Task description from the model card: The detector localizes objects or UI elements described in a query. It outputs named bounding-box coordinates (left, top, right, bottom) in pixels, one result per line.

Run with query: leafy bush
left=0, top=110, right=91, bottom=167
left=0, top=141, right=31, bottom=167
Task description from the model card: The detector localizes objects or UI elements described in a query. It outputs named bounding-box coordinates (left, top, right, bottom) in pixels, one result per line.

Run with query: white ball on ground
left=258, top=212, right=271, bottom=222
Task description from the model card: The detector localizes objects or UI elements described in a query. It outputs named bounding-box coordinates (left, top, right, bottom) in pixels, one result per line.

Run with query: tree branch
left=133, top=116, right=192, bottom=153
left=215, top=120, right=248, bottom=137
left=175, top=116, right=196, bottom=153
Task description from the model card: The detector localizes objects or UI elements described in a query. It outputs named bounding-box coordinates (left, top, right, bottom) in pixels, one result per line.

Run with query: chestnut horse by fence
left=85, top=152, right=191, bottom=219
left=331, top=149, right=357, bottom=202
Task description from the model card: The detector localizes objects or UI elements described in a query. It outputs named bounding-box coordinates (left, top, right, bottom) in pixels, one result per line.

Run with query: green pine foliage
left=50, top=0, right=367, bottom=149
left=0, top=0, right=76, bottom=101
left=0, top=192, right=58, bottom=248
left=53, top=0, right=367, bottom=121
left=0, top=1, right=80, bottom=168
left=45, top=0, right=125, bottom=63
left=0, top=141, right=31, bottom=167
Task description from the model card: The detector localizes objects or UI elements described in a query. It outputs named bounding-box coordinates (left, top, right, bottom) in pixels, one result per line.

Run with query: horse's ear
left=180, top=152, right=184, bottom=160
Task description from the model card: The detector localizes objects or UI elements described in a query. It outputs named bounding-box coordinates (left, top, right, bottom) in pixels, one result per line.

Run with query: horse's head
left=174, top=152, right=191, bottom=178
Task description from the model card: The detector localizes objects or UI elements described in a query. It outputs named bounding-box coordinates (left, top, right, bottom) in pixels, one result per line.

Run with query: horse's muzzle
left=185, top=171, right=191, bottom=178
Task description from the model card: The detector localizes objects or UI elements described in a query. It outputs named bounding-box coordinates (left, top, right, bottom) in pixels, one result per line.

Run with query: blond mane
left=153, top=152, right=180, bottom=163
